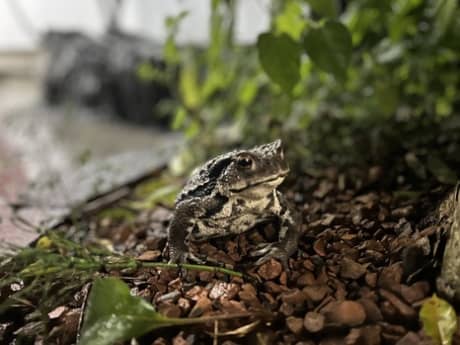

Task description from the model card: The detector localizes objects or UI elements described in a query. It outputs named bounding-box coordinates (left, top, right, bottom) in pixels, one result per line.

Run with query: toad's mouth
left=229, top=171, right=288, bottom=193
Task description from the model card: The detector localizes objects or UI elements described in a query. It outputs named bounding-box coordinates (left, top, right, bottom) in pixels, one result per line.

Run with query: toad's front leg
left=167, top=200, right=196, bottom=263
left=253, top=191, right=301, bottom=267
left=167, top=197, right=226, bottom=263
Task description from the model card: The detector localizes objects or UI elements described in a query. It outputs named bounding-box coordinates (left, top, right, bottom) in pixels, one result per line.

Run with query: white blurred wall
left=0, top=0, right=270, bottom=51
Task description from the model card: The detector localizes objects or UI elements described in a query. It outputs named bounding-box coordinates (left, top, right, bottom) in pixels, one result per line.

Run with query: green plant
left=141, top=0, right=460, bottom=183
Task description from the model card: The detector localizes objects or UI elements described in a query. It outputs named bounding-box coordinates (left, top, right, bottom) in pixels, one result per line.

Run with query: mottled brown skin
left=167, top=140, right=300, bottom=267
left=437, top=184, right=460, bottom=302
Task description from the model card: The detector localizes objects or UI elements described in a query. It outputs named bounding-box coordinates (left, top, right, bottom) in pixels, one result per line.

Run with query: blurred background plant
left=138, top=0, right=460, bottom=186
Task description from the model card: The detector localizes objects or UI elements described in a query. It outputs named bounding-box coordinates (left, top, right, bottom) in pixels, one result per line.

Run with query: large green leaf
left=78, top=278, right=173, bottom=345
left=420, top=294, right=457, bottom=345
left=303, top=20, right=352, bottom=81
left=257, top=33, right=301, bottom=93
left=305, top=0, right=338, bottom=18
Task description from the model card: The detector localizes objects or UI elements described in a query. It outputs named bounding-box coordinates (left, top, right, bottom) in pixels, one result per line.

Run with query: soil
left=1, top=166, right=459, bottom=345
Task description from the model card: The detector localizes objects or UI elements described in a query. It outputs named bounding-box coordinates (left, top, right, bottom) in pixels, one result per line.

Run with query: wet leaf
left=419, top=294, right=457, bottom=345
left=78, top=278, right=175, bottom=345
left=257, top=33, right=301, bottom=93
left=304, top=20, right=352, bottom=81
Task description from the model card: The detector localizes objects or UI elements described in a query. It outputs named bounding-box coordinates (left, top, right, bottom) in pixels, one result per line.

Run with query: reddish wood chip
left=280, top=302, right=295, bottom=316
left=136, top=250, right=161, bottom=261
left=158, top=302, right=182, bottom=318
left=357, top=325, right=382, bottom=345
left=208, top=282, right=240, bottom=300
left=257, top=259, right=282, bottom=280
left=281, top=288, right=307, bottom=305
left=323, top=300, right=366, bottom=327
left=358, top=298, right=383, bottom=322
left=303, top=285, right=329, bottom=303
left=319, top=336, right=346, bottom=345
left=379, top=289, right=417, bottom=320
left=304, top=311, right=325, bottom=333
left=286, top=316, right=304, bottom=335
left=400, top=281, right=430, bottom=304
left=177, top=298, right=191, bottom=313
left=189, top=296, right=212, bottom=317
left=313, top=238, right=327, bottom=256
left=340, top=257, right=367, bottom=280
left=365, top=272, right=378, bottom=288
left=378, top=263, right=403, bottom=290
left=297, top=272, right=317, bottom=286
left=219, top=299, right=247, bottom=313
left=394, top=332, right=423, bottom=345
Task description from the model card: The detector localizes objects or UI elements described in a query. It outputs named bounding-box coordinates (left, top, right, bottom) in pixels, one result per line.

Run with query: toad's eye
left=237, top=157, right=253, bottom=168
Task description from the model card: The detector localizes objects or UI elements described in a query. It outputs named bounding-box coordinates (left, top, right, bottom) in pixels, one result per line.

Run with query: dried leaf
left=419, top=294, right=457, bottom=345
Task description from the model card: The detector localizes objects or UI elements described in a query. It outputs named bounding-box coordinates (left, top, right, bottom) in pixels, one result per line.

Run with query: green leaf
left=420, top=294, right=457, bottom=345
left=179, top=62, right=202, bottom=110
left=431, top=0, right=458, bottom=42
left=238, top=79, right=258, bottom=107
left=275, top=2, right=306, bottom=40
left=305, top=0, right=338, bottom=18
left=303, top=20, right=352, bottom=81
left=78, top=278, right=173, bottom=345
left=171, top=107, right=187, bottom=130
left=426, top=155, right=458, bottom=184
left=257, top=33, right=301, bottom=93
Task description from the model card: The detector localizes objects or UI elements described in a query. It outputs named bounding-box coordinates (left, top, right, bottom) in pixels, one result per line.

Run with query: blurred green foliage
left=139, top=0, right=460, bottom=184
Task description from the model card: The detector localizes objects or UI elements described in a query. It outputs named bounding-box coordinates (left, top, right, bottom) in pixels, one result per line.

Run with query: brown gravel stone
left=219, top=299, right=247, bottom=313
left=198, top=271, right=214, bottom=282
left=323, top=300, right=366, bottom=327
left=280, top=302, right=295, bottom=316
left=264, top=281, right=286, bottom=294
left=357, top=325, right=382, bottom=345
left=257, top=259, right=282, bottom=280
left=304, top=311, right=325, bottom=333
left=177, top=298, right=191, bottom=314
left=303, top=259, right=315, bottom=271
left=400, top=281, right=430, bottom=304
left=136, top=250, right=162, bottom=261
left=314, top=238, right=327, bottom=256
left=297, top=272, right=317, bottom=286
left=340, top=257, right=366, bottom=280
left=158, top=302, right=182, bottom=318
left=208, top=282, right=240, bottom=300
left=189, top=296, right=212, bottom=317
left=185, top=286, right=205, bottom=300
left=281, top=289, right=307, bottom=305
left=238, top=284, right=260, bottom=308
left=378, top=264, right=403, bottom=290
left=345, top=328, right=361, bottom=345
left=303, top=285, right=330, bottom=303
left=286, top=316, right=304, bottom=335
left=395, top=332, right=423, bottom=345
left=319, top=336, right=347, bottom=345
left=365, top=272, right=378, bottom=288
left=379, top=289, right=417, bottom=320
left=358, top=298, right=383, bottom=322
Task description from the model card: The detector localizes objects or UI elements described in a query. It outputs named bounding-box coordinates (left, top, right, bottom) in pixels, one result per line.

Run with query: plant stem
left=137, top=261, right=244, bottom=278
